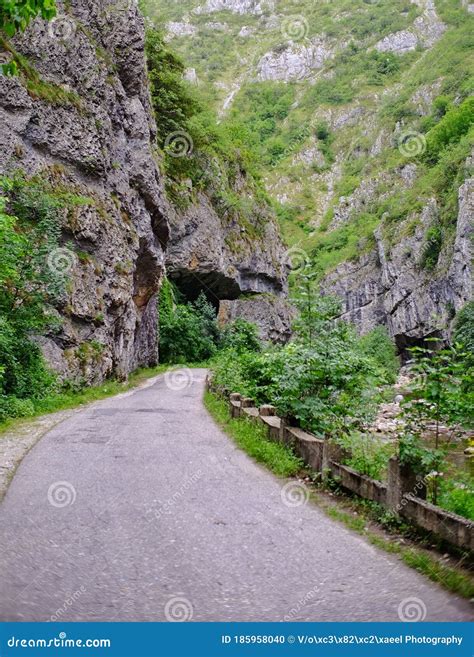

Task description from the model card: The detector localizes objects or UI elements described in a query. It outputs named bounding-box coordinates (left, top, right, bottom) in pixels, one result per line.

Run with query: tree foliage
left=212, top=280, right=399, bottom=436
left=0, top=0, right=56, bottom=36
left=1, top=0, right=56, bottom=74
left=159, top=282, right=221, bottom=363
left=0, top=176, right=65, bottom=419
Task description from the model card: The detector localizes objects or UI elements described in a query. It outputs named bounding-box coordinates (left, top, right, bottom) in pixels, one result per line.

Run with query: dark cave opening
left=167, top=269, right=241, bottom=312
left=394, top=330, right=445, bottom=363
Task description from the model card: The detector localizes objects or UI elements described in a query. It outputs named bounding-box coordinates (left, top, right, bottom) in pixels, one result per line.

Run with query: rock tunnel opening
left=394, top=330, right=445, bottom=363
left=167, top=269, right=242, bottom=312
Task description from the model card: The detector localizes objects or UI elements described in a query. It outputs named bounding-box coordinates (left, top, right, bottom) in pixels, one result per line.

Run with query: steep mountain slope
left=0, top=0, right=290, bottom=386
left=146, top=0, right=473, bottom=349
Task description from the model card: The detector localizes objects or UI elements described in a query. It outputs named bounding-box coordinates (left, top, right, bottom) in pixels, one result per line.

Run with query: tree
left=1, top=0, right=56, bottom=36
left=1, top=0, right=57, bottom=74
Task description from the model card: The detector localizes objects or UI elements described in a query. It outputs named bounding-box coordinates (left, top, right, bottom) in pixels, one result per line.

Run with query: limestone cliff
left=323, top=167, right=473, bottom=355
left=0, top=0, right=289, bottom=383
left=151, top=0, right=473, bottom=349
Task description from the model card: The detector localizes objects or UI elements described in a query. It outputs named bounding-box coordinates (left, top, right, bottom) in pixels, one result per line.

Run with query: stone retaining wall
left=208, top=379, right=473, bottom=552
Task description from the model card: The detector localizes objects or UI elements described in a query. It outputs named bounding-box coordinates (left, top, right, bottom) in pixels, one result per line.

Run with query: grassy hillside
left=142, top=0, right=474, bottom=280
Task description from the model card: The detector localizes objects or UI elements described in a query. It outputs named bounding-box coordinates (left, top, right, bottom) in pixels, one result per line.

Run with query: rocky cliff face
left=0, top=0, right=289, bottom=383
left=152, top=0, right=473, bottom=349
left=323, top=164, right=473, bottom=355
left=0, top=0, right=170, bottom=383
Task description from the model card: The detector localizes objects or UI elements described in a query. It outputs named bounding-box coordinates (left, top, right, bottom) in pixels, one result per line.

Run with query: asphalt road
left=0, top=369, right=471, bottom=622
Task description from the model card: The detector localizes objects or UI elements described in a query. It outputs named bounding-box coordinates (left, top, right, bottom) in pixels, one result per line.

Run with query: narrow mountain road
left=0, top=370, right=471, bottom=622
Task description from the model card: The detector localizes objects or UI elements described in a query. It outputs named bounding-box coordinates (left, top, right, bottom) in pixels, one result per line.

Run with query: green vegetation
left=0, top=175, right=65, bottom=422
left=145, top=26, right=269, bottom=242
left=1, top=0, right=56, bottom=74
left=0, top=0, right=56, bottom=36
left=212, top=275, right=399, bottom=436
left=336, top=432, right=396, bottom=481
left=204, top=390, right=303, bottom=477
left=398, top=338, right=473, bottom=516
left=146, top=0, right=474, bottom=281
left=159, top=280, right=221, bottom=363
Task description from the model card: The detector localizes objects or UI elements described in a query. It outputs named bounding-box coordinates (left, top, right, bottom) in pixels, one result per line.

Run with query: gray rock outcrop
left=257, top=39, right=333, bottom=83
left=0, top=0, right=169, bottom=383
left=323, top=174, right=473, bottom=354
left=195, top=0, right=274, bottom=15
left=218, top=295, right=294, bottom=343
left=166, top=192, right=289, bottom=302
left=375, top=1, right=446, bottom=54
left=0, top=0, right=290, bottom=384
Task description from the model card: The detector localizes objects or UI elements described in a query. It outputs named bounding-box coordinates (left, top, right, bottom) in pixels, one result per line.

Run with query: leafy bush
left=437, top=474, right=474, bottom=521
left=220, top=318, right=262, bottom=354
left=425, top=96, right=474, bottom=162
left=453, top=301, right=474, bottom=353
left=359, top=326, right=400, bottom=384
left=337, top=431, right=396, bottom=481
left=159, top=283, right=221, bottom=363
left=212, top=282, right=397, bottom=437
left=1, top=0, right=56, bottom=74
left=0, top=395, right=35, bottom=422
left=0, top=177, right=63, bottom=411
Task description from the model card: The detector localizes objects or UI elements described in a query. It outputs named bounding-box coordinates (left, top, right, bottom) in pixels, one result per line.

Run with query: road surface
left=0, top=369, right=471, bottom=622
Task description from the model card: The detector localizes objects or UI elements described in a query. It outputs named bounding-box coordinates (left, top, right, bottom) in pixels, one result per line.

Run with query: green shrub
left=425, top=96, right=474, bottom=162
left=220, top=318, right=262, bottom=354
left=453, top=301, right=474, bottom=353
left=437, top=474, right=474, bottom=520
left=359, top=326, right=400, bottom=384
left=0, top=177, right=62, bottom=415
left=212, top=285, right=393, bottom=437
left=159, top=286, right=221, bottom=363
left=337, top=431, right=396, bottom=481
left=0, top=395, right=35, bottom=422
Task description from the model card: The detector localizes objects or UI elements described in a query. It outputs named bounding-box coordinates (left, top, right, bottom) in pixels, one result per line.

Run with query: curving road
left=0, top=369, right=471, bottom=622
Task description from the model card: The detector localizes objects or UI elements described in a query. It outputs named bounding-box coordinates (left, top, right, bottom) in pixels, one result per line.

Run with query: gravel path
left=0, top=369, right=471, bottom=622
